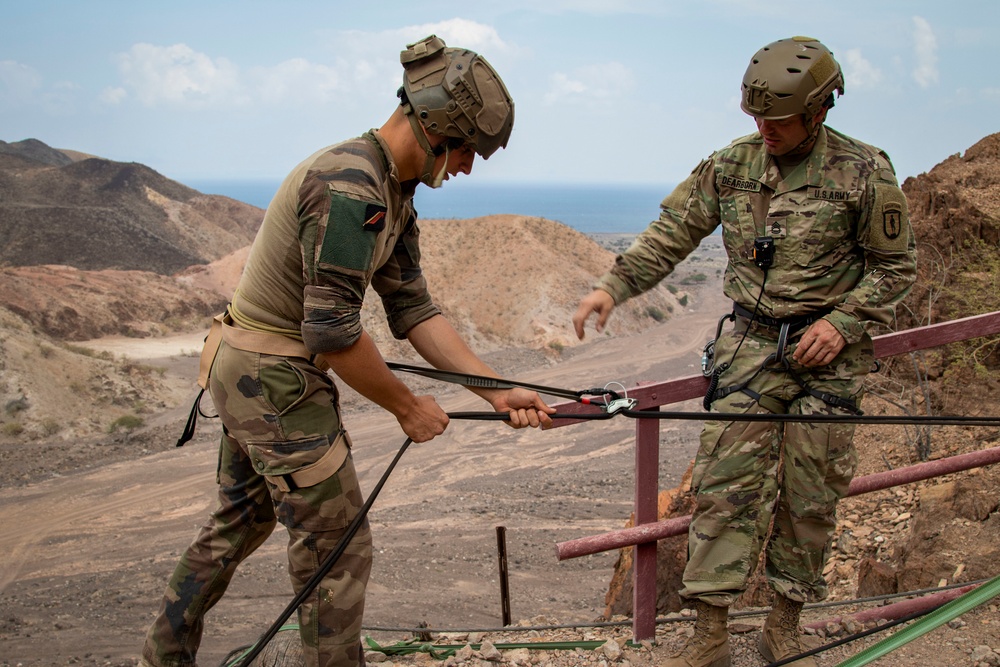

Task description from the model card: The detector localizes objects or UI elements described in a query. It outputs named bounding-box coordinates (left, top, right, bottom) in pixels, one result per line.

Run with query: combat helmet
left=398, top=34, right=514, bottom=187
left=741, top=36, right=844, bottom=120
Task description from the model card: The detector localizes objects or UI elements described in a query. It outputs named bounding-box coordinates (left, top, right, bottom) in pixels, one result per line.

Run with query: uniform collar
left=763, top=125, right=829, bottom=195
left=367, top=129, right=416, bottom=200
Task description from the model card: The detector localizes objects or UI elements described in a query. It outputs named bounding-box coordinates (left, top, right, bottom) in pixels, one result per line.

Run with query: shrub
left=109, top=414, right=144, bottom=433
left=645, top=306, right=666, bottom=322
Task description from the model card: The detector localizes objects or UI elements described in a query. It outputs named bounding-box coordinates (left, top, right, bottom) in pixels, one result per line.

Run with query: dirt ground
left=2, top=269, right=999, bottom=667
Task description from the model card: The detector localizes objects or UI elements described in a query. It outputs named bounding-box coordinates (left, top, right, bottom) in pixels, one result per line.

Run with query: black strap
left=174, top=388, right=219, bottom=447
left=386, top=362, right=618, bottom=402
left=175, top=388, right=205, bottom=447
left=732, top=302, right=830, bottom=333
left=710, top=354, right=861, bottom=416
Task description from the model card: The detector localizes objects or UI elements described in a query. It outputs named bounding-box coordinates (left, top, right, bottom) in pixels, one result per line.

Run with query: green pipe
left=836, top=573, right=1000, bottom=667
left=363, top=635, right=635, bottom=659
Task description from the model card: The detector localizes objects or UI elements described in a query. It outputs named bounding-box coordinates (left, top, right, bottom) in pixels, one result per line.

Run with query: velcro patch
left=319, top=193, right=385, bottom=273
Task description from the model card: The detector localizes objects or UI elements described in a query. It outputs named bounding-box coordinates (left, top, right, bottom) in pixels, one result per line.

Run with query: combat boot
left=662, top=599, right=730, bottom=667
left=759, top=594, right=817, bottom=666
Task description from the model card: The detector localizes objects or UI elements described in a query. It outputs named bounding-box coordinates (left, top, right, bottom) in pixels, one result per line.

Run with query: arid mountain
left=897, top=132, right=1000, bottom=336
left=902, top=132, right=1000, bottom=250
left=0, top=138, right=74, bottom=167
left=0, top=139, right=263, bottom=274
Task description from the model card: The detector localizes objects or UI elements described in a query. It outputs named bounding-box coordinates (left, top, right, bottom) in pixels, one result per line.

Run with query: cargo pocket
left=248, top=431, right=359, bottom=531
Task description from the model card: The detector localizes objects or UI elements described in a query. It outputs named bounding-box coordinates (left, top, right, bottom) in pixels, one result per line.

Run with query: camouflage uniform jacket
left=596, top=126, right=917, bottom=344
left=231, top=129, right=440, bottom=354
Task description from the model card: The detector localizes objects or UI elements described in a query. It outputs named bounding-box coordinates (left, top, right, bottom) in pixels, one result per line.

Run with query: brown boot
left=759, top=595, right=817, bottom=666
left=662, top=600, right=731, bottom=667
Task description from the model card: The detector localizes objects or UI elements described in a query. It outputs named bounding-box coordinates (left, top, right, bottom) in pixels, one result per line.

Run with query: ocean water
left=186, top=179, right=673, bottom=234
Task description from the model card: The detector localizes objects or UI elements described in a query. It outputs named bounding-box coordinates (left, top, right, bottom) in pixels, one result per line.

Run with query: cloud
left=249, top=58, right=342, bottom=105
left=912, top=16, right=939, bottom=88
left=116, top=43, right=244, bottom=107
left=0, top=60, right=43, bottom=104
left=543, top=62, right=635, bottom=107
left=393, top=18, right=512, bottom=54
left=110, top=20, right=513, bottom=112
left=840, top=49, right=883, bottom=90
left=100, top=87, right=128, bottom=105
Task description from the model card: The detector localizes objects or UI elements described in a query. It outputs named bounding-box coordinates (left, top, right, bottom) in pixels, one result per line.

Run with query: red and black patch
left=363, top=204, right=387, bottom=232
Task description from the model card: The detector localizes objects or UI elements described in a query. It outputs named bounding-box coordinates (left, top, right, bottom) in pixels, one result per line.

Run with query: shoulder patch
left=319, top=192, right=384, bottom=273
left=867, top=182, right=910, bottom=252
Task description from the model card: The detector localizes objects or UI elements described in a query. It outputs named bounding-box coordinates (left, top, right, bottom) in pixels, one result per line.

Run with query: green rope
left=835, top=573, right=1000, bottom=667
left=363, top=635, right=632, bottom=659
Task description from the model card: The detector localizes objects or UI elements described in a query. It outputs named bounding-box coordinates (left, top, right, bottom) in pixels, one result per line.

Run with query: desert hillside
left=0, top=139, right=263, bottom=273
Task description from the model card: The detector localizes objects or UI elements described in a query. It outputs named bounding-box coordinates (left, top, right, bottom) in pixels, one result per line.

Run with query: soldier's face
left=755, top=115, right=810, bottom=156
left=433, top=143, right=476, bottom=183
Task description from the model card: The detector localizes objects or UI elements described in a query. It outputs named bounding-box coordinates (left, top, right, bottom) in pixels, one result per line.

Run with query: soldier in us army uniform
left=140, top=35, right=554, bottom=667
left=573, top=37, right=916, bottom=667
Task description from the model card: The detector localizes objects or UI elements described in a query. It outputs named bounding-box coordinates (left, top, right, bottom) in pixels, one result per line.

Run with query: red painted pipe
left=555, top=446, right=1000, bottom=561
left=805, top=583, right=980, bottom=631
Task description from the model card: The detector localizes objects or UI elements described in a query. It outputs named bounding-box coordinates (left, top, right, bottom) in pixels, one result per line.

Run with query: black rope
left=230, top=434, right=417, bottom=667
left=392, top=363, right=1000, bottom=428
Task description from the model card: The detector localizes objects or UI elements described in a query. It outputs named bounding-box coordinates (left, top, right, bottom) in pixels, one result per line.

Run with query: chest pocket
left=780, top=190, right=859, bottom=268
left=720, top=191, right=760, bottom=264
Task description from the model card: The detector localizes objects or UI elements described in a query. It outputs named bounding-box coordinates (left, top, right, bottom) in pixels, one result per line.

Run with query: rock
left=857, top=557, right=898, bottom=598
left=600, top=638, right=622, bottom=661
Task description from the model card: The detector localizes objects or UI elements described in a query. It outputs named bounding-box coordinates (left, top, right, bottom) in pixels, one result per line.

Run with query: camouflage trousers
left=142, top=341, right=372, bottom=667
left=681, top=319, right=873, bottom=607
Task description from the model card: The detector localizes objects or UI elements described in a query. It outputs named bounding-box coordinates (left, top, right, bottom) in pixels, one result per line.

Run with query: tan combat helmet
left=741, top=36, right=844, bottom=120
left=399, top=34, right=514, bottom=187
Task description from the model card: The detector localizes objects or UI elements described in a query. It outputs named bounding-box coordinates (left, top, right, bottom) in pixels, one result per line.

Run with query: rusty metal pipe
left=555, top=445, right=1000, bottom=561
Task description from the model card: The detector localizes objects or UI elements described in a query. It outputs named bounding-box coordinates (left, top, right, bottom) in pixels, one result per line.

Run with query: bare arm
left=406, top=314, right=554, bottom=428
left=318, top=330, right=449, bottom=442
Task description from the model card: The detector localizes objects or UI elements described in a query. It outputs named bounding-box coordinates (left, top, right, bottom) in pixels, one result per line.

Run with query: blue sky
left=2, top=1, right=998, bottom=187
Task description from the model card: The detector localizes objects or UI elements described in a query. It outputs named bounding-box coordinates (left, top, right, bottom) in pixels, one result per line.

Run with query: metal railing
left=546, top=310, right=1000, bottom=641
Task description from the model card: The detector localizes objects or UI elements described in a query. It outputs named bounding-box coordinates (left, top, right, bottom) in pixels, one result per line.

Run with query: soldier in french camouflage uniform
left=573, top=37, right=916, bottom=667
left=141, top=35, right=553, bottom=667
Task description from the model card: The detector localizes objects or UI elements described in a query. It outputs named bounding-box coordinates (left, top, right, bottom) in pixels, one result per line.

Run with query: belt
left=732, top=302, right=830, bottom=335
left=197, top=310, right=329, bottom=389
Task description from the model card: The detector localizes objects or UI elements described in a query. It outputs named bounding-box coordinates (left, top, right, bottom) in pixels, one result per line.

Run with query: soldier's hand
left=573, top=289, right=616, bottom=340
left=793, top=319, right=846, bottom=367
left=395, top=394, right=449, bottom=443
left=492, top=388, right=555, bottom=429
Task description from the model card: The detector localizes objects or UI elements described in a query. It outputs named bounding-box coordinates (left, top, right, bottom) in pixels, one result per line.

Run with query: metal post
left=632, top=408, right=660, bottom=642
left=496, top=525, right=511, bottom=626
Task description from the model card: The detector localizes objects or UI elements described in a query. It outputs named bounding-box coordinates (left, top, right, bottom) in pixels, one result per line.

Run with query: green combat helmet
left=741, top=36, right=844, bottom=119
left=398, top=34, right=514, bottom=187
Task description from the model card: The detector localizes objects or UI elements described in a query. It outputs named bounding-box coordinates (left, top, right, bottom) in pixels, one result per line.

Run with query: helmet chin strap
left=403, top=109, right=448, bottom=188
left=787, top=110, right=826, bottom=156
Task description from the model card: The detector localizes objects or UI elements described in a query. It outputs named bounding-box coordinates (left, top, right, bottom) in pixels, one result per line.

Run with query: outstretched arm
left=406, top=315, right=554, bottom=428
left=318, top=331, right=449, bottom=442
